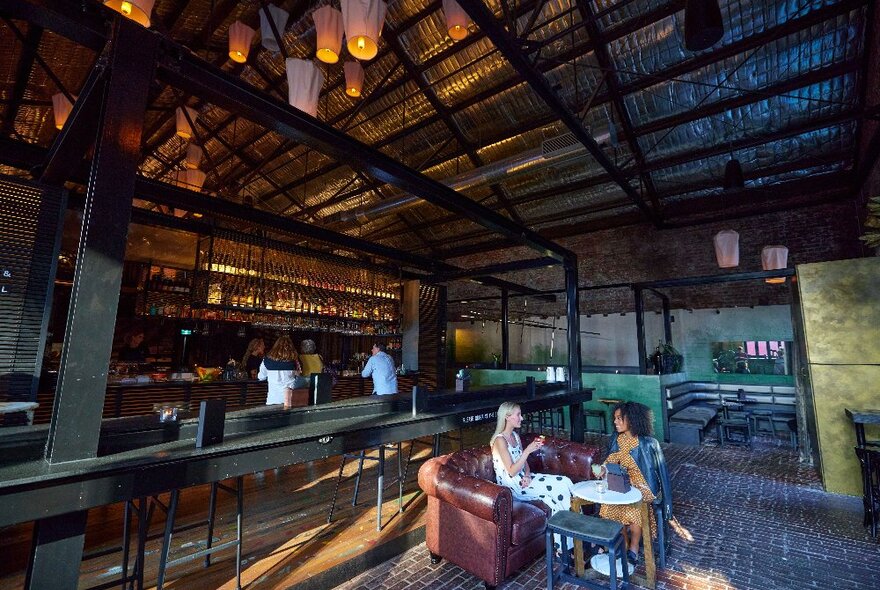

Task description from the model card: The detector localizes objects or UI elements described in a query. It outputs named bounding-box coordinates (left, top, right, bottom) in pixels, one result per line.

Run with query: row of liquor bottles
left=203, top=277, right=397, bottom=320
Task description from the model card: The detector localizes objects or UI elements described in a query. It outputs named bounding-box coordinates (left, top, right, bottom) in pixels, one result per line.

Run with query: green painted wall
left=469, top=370, right=665, bottom=438
left=798, top=257, right=880, bottom=496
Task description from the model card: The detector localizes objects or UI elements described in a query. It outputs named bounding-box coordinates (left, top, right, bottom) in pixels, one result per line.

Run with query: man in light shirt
left=361, top=342, right=397, bottom=395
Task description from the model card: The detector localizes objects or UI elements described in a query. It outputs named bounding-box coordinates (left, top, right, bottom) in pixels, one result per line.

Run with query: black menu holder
left=526, top=376, right=536, bottom=399
left=310, top=373, right=333, bottom=405
left=412, top=385, right=428, bottom=416
left=196, top=399, right=226, bottom=448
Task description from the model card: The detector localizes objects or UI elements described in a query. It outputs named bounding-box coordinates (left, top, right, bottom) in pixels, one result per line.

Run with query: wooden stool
left=546, top=511, right=629, bottom=590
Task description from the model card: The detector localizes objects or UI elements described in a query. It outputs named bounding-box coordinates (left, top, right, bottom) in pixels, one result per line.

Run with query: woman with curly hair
left=600, top=401, right=672, bottom=566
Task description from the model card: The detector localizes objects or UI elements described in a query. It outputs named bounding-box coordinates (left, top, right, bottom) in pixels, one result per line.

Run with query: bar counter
left=33, top=373, right=419, bottom=424
left=0, top=383, right=592, bottom=527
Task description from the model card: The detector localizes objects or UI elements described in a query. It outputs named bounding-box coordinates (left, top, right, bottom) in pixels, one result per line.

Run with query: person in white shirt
left=361, top=342, right=397, bottom=395
left=257, top=335, right=303, bottom=408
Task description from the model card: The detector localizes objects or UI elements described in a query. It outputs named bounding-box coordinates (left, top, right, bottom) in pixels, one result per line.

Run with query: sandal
left=627, top=550, right=639, bottom=565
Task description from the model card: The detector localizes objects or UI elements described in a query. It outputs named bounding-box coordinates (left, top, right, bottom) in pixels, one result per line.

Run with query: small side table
left=570, top=480, right=656, bottom=589
left=0, top=401, right=39, bottom=425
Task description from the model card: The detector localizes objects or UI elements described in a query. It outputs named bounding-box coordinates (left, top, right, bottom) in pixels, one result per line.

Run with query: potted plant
left=860, top=195, right=880, bottom=254
left=649, top=341, right=684, bottom=374
left=491, top=352, right=500, bottom=369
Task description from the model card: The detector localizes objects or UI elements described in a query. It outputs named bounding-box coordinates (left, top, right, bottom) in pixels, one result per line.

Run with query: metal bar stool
left=81, top=497, right=150, bottom=590
left=584, top=410, right=608, bottom=435
left=156, top=477, right=244, bottom=590
left=328, top=443, right=405, bottom=531
left=546, top=511, right=629, bottom=590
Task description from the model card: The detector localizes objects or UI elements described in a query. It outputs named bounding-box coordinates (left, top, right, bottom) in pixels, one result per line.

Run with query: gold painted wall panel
left=810, top=365, right=880, bottom=495
left=798, top=257, right=880, bottom=495
left=798, top=258, right=880, bottom=365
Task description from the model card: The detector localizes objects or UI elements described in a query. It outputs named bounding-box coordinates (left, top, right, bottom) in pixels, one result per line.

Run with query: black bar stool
left=328, top=443, right=405, bottom=531
left=81, top=497, right=150, bottom=590
left=156, top=477, right=244, bottom=590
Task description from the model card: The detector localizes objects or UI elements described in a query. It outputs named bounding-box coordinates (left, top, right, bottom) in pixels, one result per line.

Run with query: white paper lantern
left=175, top=106, right=198, bottom=139
left=286, top=58, right=324, bottom=117
left=228, top=21, right=256, bottom=63
left=442, top=0, right=470, bottom=40
left=52, top=93, right=74, bottom=130
left=344, top=61, right=365, bottom=97
left=341, top=0, right=387, bottom=61
left=762, top=245, right=789, bottom=284
left=177, top=169, right=206, bottom=191
left=713, top=229, right=739, bottom=268
left=313, top=5, right=344, bottom=64
left=260, top=4, right=289, bottom=53
left=104, top=0, right=155, bottom=27
left=184, top=144, right=203, bottom=170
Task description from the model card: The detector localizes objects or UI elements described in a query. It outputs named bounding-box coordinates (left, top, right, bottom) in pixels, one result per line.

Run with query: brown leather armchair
left=418, top=433, right=602, bottom=589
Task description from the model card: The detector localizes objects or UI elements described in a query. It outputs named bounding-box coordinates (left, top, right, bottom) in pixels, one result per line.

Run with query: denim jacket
left=608, top=435, right=673, bottom=519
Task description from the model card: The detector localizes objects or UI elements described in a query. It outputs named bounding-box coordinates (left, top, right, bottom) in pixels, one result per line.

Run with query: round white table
left=569, top=479, right=655, bottom=589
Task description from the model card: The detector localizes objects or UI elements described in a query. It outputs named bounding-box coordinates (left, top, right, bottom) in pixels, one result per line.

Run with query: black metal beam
left=156, top=42, right=573, bottom=263
left=1, top=23, right=42, bottom=138
left=429, top=257, right=559, bottom=283
left=634, top=287, right=647, bottom=374
left=575, top=0, right=661, bottom=215
left=0, top=0, right=106, bottom=51
left=458, top=0, right=656, bottom=225
left=501, top=288, right=510, bottom=369
left=636, top=268, right=796, bottom=290
left=39, top=51, right=109, bottom=185
left=565, top=257, right=583, bottom=395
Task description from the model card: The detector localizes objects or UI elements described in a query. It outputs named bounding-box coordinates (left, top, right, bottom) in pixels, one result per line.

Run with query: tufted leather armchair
left=418, top=433, right=602, bottom=589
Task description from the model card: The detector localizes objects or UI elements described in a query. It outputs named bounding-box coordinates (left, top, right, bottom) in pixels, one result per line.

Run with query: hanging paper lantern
left=286, top=58, right=324, bottom=117
left=762, top=245, right=789, bottom=284
left=103, top=0, right=155, bottom=27
left=713, top=230, right=739, bottom=268
left=228, top=21, right=256, bottom=63
left=684, top=0, right=724, bottom=52
left=184, top=144, right=203, bottom=170
left=442, top=0, right=470, bottom=41
left=341, top=0, right=387, bottom=61
left=177, top=169, right=206, bottom=191
left=344, top=61, right=365, bottom=98
left=313, top=5, right=344, bottom=64
left=52, top=93, right=74, bottom=130
left=260, top=4, right=290, bottom=53
left=175, top=106, right=198, bottom=139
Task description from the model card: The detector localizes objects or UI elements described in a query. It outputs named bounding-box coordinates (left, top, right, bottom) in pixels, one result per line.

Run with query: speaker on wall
left=196, top=399, right=226, bottom=448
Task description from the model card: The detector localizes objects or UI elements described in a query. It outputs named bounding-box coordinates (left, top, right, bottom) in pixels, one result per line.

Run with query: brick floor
left=332, top=438, right=877, bottom=590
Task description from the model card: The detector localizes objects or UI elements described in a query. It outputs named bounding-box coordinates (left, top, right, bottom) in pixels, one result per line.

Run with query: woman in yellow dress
left=599, top=402, right=671, bottom=566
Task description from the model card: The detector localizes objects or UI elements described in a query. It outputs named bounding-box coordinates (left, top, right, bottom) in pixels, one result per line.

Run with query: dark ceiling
left=0, top=0, right=874, bottom=263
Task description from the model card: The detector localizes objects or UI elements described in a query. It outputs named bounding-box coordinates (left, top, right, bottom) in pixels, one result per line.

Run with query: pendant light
left=314, top=5, right=344, bottom=64
left=762, top=246, right=789, bottom=284
left=344, top=61, right=365, bottom=97
left=228, top=21, right=256, bottom=63
left=684, top=0, right=724, bottom=52
left=723, top=157, right=744, bottom=190
left=442, top=0, right=471, bottom=41
left=184, top=144, right=203, bottom=170
left=103, top=0, right=155, bottom=27
left=175, top=106, right=198, bottom=139
left=177, top=169, right=206, bottom=191
left=713, top=229, right=739, bottom=268
left=341, top=0, right=387, bottom=61
left=52, top=93, right=73, bottom=130
left=260, top=4, right=289, bottom=53
left=285, top=58, right=324, bottom=117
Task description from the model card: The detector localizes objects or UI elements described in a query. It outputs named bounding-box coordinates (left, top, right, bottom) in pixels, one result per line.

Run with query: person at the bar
left=258, top=335, right=303, bottom=409
left=118, top=328, right=148, bottom=363
left=241, top=337, right=266, bottom=379
left=734, top=346, right=750, bottom=373
left=361, top=342, right=397, bottom=395
left=298, top=338, right=324, bottom=378
left=490, top=401, right=572, bottom=551
left=599, top=401, right=671, bottom=566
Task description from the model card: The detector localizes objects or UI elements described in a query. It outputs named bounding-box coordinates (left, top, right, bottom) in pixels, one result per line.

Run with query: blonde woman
left=257, top=336, right=302, bottom=408
left=491, top=401, right=574, bottom=550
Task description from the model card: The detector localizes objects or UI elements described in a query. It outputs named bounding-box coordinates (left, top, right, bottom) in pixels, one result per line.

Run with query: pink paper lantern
left=713, top=229, right=739, bottom=268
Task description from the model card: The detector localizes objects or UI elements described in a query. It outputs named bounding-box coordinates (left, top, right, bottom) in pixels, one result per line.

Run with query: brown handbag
left=605, top=463, right=631, bottom=493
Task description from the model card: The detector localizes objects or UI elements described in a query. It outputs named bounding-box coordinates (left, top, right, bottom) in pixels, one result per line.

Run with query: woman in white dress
left=491, top=401, right=574, bottom=550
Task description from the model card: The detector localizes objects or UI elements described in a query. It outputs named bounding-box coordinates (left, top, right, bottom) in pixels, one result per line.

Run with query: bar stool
left=545, top=511, right=629, bottom=590
left=327, top=443, right=405, bottom=531
left=584, top=410, right=608, bottom=435
left=81, top=497, right=150, bottom=590
left=156, top=477, right=244, bottom=590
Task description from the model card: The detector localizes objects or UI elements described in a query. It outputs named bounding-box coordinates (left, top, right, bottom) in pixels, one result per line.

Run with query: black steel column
left=501, top=288, right=510, bottom=370
left=634, top=287, right=647, bottom=374
left=24, top=511, right=88, bottom=590
left=661, top=293, right=672, bottom=345
left=565, top=257, right=582, bottom=390
left=47, top=17, right=158, bottom=464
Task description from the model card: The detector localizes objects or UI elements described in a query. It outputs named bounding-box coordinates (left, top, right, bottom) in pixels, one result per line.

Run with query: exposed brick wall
left=447, top=200, right=865, bottom=315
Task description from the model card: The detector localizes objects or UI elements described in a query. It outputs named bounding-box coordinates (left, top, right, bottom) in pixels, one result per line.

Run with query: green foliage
left=860, top=195, right=880, bottom=248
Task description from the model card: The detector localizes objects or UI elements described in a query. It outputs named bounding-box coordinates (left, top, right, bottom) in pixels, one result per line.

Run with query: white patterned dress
left=491, top=432, right=574, bottom=549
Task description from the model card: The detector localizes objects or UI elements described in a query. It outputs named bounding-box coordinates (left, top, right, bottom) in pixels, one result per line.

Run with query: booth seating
left=665, top=382, right=797, bottom=446
left=418, top=434, right=601, bottom=590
